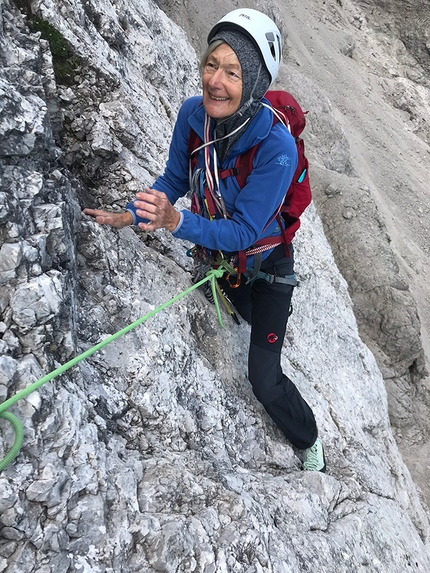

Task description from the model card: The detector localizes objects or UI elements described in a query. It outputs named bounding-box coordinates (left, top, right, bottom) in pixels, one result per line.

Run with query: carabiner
left=225, top=270, right=241, bottom=289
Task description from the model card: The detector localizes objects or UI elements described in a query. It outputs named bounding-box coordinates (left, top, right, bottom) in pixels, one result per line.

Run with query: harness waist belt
left=246, top=271, right=298, bottom=286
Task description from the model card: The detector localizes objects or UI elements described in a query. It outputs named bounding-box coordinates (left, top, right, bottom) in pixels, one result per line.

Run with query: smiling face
left=202, top=43, right=243, bottom=119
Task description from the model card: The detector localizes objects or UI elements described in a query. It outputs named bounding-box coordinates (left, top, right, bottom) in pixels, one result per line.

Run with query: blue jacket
left=127, top=96, right=298, bottom=257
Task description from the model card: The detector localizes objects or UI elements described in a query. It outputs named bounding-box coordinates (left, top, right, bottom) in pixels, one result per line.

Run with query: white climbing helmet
left=208, top=8, right=282, bottom=83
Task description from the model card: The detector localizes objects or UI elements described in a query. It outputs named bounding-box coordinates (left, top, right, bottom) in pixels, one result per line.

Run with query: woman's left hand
left=134, top=187, right=180, bottom=232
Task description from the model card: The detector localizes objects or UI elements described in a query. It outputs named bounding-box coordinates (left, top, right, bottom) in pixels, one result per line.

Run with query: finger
left=136, top=209, right=155, bottom=222
left=134, top=200, right=157, bottom=214
left=135, top=187, right=165, bottom=202
left=137, top=219, right=162, bottom=233
left=138, top=221, right=156, bottom=231
left=95, top=216, right=109, bottom=225
left=84, top=208, right=111, bottom=219
left=135, top=199, right=157, bottom=221
left=143, top=186, right=162, bottom=197
left=83, top=208, right=99, bottom=217
left=84, top=209, right=107, bottom=221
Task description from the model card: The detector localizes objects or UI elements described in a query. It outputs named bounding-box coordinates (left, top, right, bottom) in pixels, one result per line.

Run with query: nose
left=207, top=68, right=224, bottom=88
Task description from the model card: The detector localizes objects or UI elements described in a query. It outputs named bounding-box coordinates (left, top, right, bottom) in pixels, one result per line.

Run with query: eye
left=205, top=61, right=217, bottom=71
left=228, top=70, right=241, bottom=80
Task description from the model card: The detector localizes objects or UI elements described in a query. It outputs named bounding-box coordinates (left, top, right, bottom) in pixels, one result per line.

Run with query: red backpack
left=188, top=90, right=312, bottom=275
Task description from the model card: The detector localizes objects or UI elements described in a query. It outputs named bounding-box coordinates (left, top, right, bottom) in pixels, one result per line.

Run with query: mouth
left=208, top=94, right=229, bottom=102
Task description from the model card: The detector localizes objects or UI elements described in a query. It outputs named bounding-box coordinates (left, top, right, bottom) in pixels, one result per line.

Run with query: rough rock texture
left=1, top=0, right=430, bottom=572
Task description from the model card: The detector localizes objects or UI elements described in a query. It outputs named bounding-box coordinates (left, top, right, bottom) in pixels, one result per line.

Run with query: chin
left=203, top=100, right=235, bottom=119
left=206, top=109, right=227, bottom=119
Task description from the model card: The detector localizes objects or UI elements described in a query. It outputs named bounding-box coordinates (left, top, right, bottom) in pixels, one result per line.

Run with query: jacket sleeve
left=126, top=97, right=200, bottom=224
left=172, top=123, right=298, bottom=252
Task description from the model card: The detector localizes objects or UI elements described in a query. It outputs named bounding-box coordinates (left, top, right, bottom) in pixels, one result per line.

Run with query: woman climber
left=83, top=8, right=325, bottom=472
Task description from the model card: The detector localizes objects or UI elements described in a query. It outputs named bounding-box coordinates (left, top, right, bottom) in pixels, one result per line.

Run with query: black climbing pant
left=217, top=243, right=318, bottom=450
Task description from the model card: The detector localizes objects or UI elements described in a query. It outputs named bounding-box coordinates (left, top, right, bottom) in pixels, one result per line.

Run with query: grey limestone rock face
left=1, top=0, right=430, bottom=572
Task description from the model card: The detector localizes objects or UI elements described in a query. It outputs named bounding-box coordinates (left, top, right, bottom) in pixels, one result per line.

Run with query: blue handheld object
left=297, top=169, right=307, bottom=183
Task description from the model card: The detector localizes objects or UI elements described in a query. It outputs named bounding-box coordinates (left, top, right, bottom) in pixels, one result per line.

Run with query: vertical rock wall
left=1, top=0, right=430, bottom=572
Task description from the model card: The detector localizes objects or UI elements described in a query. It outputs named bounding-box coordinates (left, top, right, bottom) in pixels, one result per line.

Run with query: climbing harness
left=187, top=244, right=298, bottom=323
left=249, top=271, right=298, bottom=286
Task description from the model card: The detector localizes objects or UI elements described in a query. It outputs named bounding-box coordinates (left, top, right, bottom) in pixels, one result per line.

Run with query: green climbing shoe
left=303, top=438, right=326, bottom=472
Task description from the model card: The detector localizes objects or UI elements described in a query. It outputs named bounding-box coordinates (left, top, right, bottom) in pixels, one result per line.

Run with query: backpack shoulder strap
left=232, top=144, right=260, bottom=189
left=188, top=128, right=202, bottom=159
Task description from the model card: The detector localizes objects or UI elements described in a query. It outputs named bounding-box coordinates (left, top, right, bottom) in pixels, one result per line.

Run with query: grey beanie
left=211, top=29, right=271, bottom=114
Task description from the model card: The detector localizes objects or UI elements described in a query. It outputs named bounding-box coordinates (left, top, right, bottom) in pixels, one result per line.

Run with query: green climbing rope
left=0, top=267, right=227, bottom=472
left=0, top=411, right=24, bottom=472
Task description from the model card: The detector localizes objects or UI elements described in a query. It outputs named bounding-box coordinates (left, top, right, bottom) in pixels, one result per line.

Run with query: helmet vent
left=266, top=32, right=276, bottom=60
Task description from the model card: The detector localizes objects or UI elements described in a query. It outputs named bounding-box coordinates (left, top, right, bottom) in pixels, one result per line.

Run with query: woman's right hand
left=83, top=209, right=133, bottom=229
